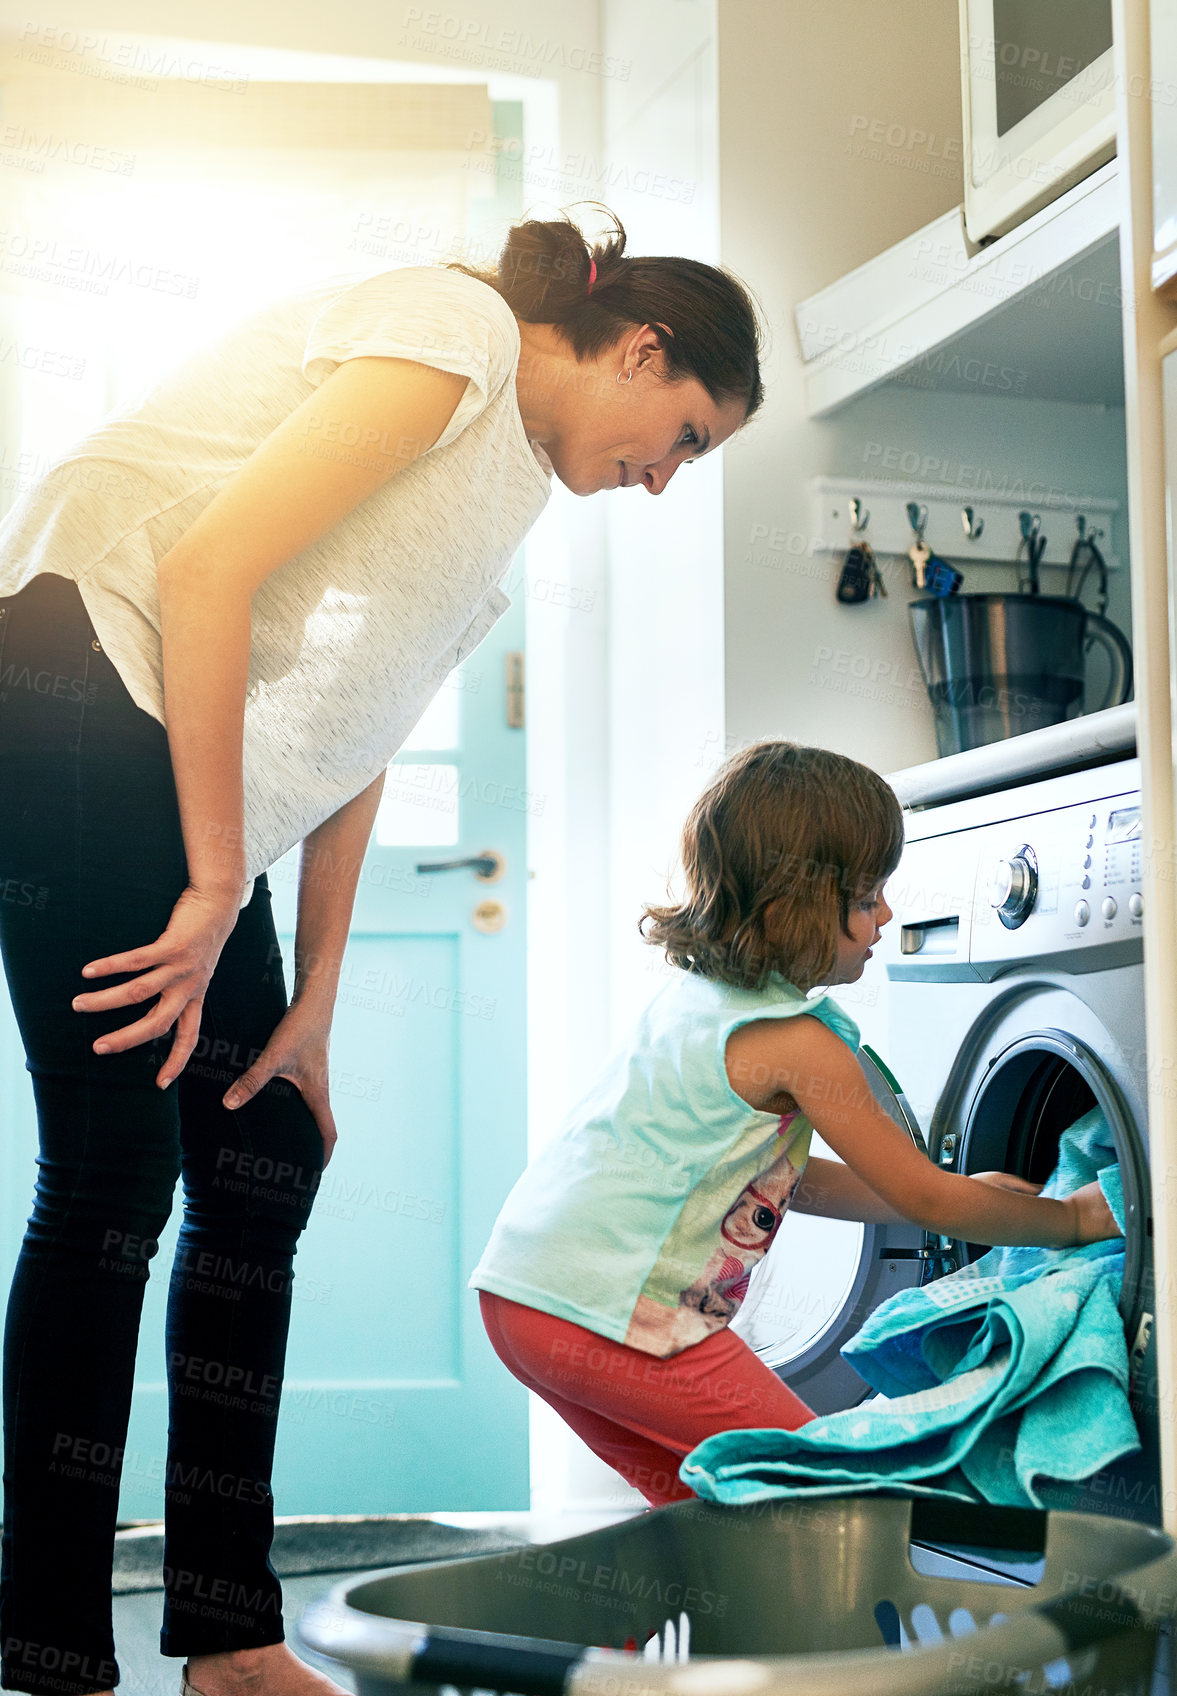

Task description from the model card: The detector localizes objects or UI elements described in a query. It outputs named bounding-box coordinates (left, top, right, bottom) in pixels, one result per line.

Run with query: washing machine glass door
left=730, top=1046, right=942, bottom=1416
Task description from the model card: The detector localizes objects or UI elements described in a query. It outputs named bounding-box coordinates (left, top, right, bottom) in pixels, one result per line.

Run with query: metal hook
left=847, top=498, right=869, bottom=534
left=1075, top=514, right=1105, bottom=547
left=961, top=505, right=984, bottom=541
left=1017, top=511, right=1046, bottom=596
left=906, top=501, right=928, bottom=540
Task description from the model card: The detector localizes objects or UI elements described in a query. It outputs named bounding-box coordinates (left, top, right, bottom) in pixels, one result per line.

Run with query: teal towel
left=681, top=1107, right=1137, bottom=1509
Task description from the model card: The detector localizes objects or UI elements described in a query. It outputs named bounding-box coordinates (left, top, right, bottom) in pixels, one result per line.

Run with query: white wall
left=600, top=0, right=725, bottom=1039
left=528, top=0, right=729, bottom=1518
left=716, top=0, right=1132, bottom=770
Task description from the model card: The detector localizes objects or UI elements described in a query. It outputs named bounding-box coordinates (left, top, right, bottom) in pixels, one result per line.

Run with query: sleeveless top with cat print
left=471, top=971, right=860, bottom=1357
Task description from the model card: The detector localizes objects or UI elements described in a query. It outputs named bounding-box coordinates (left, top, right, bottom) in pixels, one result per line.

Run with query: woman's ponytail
left=488, top=215, right=611, bottom=319
left=449, top=205, right=764, bottom=418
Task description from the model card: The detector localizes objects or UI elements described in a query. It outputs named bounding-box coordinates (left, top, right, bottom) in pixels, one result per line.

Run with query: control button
left=1102, top=897, right=1118, bottom=921
left=1080, top=875, right=1091, bottom=890
left=1130, top=892, right=1144, bottom=919
left=988, top=848, right=1038, bottom=928
left=1074, top=900, right=1090, bottom=926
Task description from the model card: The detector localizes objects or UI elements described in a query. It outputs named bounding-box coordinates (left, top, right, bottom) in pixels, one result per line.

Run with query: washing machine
left=732, top=705, right=1159, bottom=1527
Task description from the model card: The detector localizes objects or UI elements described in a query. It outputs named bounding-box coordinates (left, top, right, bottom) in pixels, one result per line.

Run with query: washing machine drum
left=732, top=1026, right=1152, bottom=1421
left=941, top=1026, right=1152, bottom=1373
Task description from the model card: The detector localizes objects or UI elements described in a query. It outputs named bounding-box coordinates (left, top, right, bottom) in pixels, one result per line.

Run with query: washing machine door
left=729, top=1045, right=944, bottom=1415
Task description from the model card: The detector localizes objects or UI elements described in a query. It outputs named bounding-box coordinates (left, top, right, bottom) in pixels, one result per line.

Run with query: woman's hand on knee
left=222, top=999, right=338, bottom=1165
left=72, top=883, right=243, bottom=1084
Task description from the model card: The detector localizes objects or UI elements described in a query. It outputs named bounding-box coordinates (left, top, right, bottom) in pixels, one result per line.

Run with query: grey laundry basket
left=298, top=1494, right=1177, bottom=1696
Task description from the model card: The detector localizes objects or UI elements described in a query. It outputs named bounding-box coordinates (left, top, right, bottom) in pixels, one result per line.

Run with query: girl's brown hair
left=449, top=205, right=765, bottom=418
left=641, top=741, right=904, bottom=992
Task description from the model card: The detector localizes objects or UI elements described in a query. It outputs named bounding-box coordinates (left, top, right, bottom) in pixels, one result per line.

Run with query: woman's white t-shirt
left=0, top=265, right=553, bottom=906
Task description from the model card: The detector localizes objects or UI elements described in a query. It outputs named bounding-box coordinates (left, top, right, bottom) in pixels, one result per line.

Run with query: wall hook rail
left=808, top=478, right=1121, bottom=574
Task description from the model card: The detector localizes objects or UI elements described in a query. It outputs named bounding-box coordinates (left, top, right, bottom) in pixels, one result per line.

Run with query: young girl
left=469, top=741, right=1122, bottom=1508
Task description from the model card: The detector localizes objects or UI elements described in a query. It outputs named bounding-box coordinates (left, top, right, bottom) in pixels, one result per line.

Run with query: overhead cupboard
left=959, top=0, right=1116, bottom=245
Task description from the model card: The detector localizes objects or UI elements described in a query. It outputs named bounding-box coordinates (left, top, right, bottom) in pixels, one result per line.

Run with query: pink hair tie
left=587, top=258, right=597, bottom=295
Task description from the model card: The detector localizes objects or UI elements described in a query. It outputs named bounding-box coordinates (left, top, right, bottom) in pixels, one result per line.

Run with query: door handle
left=414, top=850, right=504, bottom=882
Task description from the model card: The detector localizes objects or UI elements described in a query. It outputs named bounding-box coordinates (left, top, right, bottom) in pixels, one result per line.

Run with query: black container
left=909, top=593, right=1132, bottom=757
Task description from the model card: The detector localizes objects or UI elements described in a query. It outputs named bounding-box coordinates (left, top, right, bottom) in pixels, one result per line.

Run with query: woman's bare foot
left=185, top=1643, right=349, bottom=1696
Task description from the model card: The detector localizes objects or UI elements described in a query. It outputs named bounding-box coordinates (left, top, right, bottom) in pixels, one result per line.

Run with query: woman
left=0, top=208, right=763, bottom=1696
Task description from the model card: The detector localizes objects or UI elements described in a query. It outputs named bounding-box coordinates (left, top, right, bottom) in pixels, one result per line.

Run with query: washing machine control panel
left=971, top=791, right=1143, bottom=975
left=890, top=778, right=1144, bottom=979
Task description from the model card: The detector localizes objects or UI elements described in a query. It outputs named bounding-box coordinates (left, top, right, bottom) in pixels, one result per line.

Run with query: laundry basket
left=298, top=1494, right=1177, bottom=1696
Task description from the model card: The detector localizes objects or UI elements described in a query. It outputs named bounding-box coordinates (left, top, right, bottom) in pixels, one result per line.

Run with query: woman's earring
left=616, top=369, right=633, bottom=385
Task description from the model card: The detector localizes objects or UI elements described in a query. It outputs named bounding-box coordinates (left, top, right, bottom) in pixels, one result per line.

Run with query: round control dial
left=987, top=844, right=1039, bottom=930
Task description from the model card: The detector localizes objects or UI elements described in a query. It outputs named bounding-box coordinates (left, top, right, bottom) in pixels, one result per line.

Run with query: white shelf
left=796, top=160, right=1122, bottom=418
left=884, top=704, right=1136, bottom=809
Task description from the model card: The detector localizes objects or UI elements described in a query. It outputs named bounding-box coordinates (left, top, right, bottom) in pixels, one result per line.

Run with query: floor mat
left=113, top=1515, right=528, bottom=1594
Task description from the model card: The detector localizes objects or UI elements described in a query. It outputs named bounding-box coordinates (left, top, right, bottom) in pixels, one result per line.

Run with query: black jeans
left=0, top=574, right=324, bottom=1693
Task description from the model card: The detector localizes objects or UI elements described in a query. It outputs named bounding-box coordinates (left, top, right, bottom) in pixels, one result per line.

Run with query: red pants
left=479, top=1291, right=815, bottom=1507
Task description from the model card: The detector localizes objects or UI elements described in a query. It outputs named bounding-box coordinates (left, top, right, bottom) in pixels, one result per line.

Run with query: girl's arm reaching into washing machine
left=725, top=1016, right=1123, bottom=1249
left=790, top=1162, right=1045, bottom=1224
left=790, top=1157, right=923, bottom=1224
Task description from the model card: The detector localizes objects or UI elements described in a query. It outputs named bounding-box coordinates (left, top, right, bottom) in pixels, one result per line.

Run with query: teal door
left=0, top=590, right=530, bottom=1519
left=266, top=594, right=532, bottom=1511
